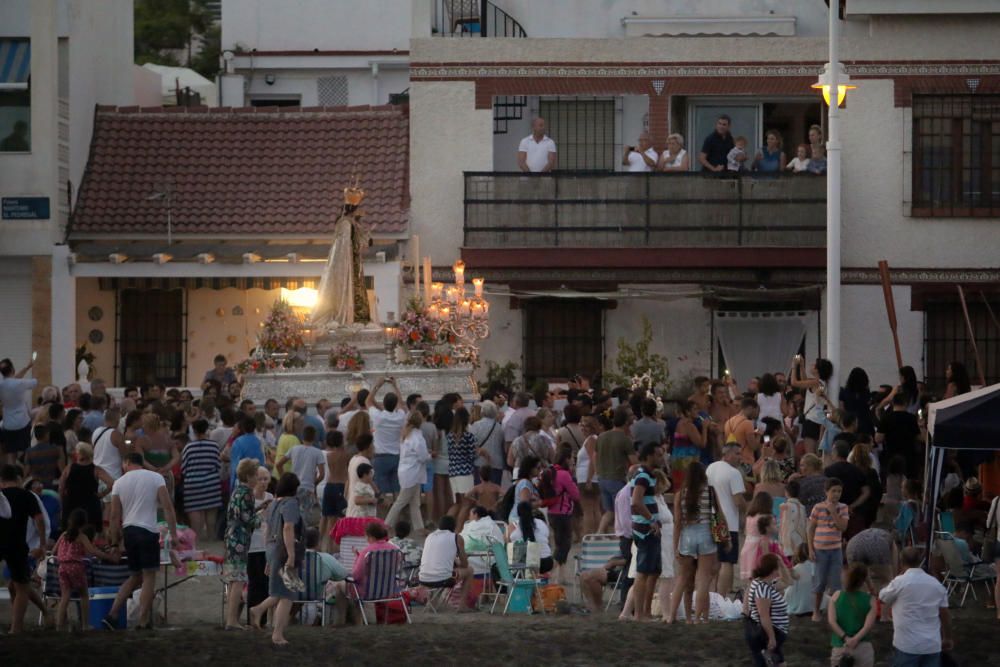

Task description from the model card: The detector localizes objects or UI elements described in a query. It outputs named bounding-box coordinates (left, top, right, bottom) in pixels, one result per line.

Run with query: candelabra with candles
left=425, top=260, right=490, bottom=364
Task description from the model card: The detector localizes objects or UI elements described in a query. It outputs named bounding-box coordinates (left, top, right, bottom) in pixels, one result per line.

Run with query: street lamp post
left=812, top=6, right=855, bottom=389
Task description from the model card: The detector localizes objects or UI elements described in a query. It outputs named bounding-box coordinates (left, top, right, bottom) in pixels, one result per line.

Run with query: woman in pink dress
left=740, top=492, right=774, bottom=582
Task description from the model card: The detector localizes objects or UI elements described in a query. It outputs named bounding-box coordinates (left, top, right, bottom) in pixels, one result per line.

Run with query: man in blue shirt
left=229, top=416, right=264, bottom=488
left=629, top=442, right=662, bottom=621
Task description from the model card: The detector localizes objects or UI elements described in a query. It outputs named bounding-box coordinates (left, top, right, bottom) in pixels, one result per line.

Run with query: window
left=0, top=39, right=31, bottom=152
left=913, top=95, right=1000, bottom=216
left=523, top=298, right=603, bottom=383
left=538, top=98, right=616, bottom=170
left=924, top=298, right=1000, bottom=394
left=317, top=76, right=349, bottom=107
left=118, top=289, right=185, bottom=387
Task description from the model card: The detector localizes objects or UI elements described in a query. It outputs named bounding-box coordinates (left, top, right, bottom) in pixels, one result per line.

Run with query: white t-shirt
left=0, top=377, right=37, bottom=430
left=336, top=409, right=363, bottom=436
left=210, top=426, right=233, bottom=450
left=510, top=519, right=553, bottom=559
left=706, top=460, right=746, bottom=532
left=112, top=468, right=166, bottom=533
left=660, top=148, right=687, bottom=169
left=26, top=491, right=50, bottom=550
left=879, top=568, right=949, bottom=655
left=787, top=156, right=810, bottom=173
left=419, top=529, right=459, bottom=583
left=370, top=407, right=407, bottom=456
left=518, top=134, right=556, bottom=172
left=289, top=444, right=325, bottom=491
left=626, top=147, right=658, bottom=172
left=93, top=426, right=123, bottom=480
left=249, top=492, right=273, bottom=553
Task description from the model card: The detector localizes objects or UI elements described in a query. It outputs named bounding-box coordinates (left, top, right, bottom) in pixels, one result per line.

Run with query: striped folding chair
left=40, top=556, right=95, bottom=626
left=337, top=536, right=368, bottom=573
left=346, top=548, right=410, bottom=625
left=295, top=551, right=336, bottom=626
left=573, top=533, right=625, bottom=610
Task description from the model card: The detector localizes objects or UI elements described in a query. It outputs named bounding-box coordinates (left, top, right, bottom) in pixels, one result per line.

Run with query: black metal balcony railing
left=433, top=0, right=526, bottom=37
left=463, top=172, right=827, bottom=248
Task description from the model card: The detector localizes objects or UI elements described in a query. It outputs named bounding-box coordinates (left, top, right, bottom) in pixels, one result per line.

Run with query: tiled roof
left=70, top=105, right=409, bottom=237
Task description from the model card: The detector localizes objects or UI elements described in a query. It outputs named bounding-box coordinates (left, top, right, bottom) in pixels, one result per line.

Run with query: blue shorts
left=634, top=532, right=662, bottom=575
left=678, top=523, right=717, bottom=557
left=892, top=649, right=941, bottom=667
left=373, top=454, right=400, bottom=495
left=598, top=479, right=625, bottom=513
left=813, top=547, right=844, bottom=594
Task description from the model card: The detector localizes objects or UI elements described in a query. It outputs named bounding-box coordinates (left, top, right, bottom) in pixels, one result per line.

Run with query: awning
left=0, top=40, right=30, bottom=88
left=927, top=382, right=1000, bottom=450
left=97, top=277, right=321, bottom=291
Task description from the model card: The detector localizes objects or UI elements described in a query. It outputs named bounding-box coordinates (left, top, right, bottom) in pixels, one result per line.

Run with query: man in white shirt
left=418, top=515, right=475, bottom=609
left=0, top=357, right=37, bottom=464
left=366, top=378, right=407, bottom=498
left=517, top=117, right=557, bottom=173
left=879, top=547, right=953, bottom=665
left=103, top=453, right=178, bottom=630
left=336, top=389, right=369, bottom=436
left=706, top=443, right=747, bottom=596
left=622, top=132, right=658, bottom=172
left=93, top=407, right=127, bottom=483
left=210, top=408, right=237, bottom=449
left=502, top=392, right=535, bottom=448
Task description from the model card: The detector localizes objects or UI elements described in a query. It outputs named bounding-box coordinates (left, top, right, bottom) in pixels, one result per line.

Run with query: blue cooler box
left=89, top=586, right=127, bottom=629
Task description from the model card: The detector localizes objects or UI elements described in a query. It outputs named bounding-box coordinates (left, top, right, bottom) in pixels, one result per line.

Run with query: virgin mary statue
left=310, top=184, right=372, bottom=328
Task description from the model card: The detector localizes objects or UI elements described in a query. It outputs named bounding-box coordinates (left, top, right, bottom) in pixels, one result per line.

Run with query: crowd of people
left=0, top=352, right=996, bottom=664
left=517, top=114, right=829, bottom=176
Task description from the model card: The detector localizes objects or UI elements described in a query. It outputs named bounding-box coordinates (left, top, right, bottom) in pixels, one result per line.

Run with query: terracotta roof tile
left=70, top=105, right=409, bottom=237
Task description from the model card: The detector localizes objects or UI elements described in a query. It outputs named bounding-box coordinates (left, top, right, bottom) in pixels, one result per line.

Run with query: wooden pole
left=956, top=285, right=987, bottom=386
left=878, top=260, right=904, bottom=368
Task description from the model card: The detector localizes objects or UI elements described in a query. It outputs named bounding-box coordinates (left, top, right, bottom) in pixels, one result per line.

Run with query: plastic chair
left=573, top=533, right=625, bottom=609
left=346, top=548, right=411, bottom=625
left=489, top=541, right=542, bottom=615
left=937, top=511, right=956, bottom=534
left=935, top=532, right=996, bottom=607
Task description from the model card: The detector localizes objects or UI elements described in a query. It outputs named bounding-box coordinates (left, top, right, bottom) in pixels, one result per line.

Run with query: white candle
left=473, top=277, right=484, bottom=298
left=453, top=260, right=465, bottom=287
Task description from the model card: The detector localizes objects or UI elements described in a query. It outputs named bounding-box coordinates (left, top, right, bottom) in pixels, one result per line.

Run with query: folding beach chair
left=573, top=533, right=625, bottom=609
left=40, top=556, right=95, bottom=626
left=489, top=541, right=543, bottom=615
left=337, top=535, right=367, bottom=573
left=346, top=548, right=411, bottom=625
left=935, top=532, right=996, bottom=608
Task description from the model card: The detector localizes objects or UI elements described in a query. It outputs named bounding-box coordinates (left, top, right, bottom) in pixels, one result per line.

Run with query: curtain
left=715, top=312, right=807, bottom=389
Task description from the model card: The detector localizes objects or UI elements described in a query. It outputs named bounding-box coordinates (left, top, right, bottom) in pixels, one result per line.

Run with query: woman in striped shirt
left=745, top=553, right=790, bottom=667
left=181, top=419, right=223, bottom=541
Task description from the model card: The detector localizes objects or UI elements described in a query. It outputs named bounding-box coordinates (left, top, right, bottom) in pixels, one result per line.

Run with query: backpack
left=497, top=484, right=517, bottom=521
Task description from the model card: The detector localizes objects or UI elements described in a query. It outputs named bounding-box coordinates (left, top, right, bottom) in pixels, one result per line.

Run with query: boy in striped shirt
left=629, top=442, right=662, bottom=621
left=808, top=477, right=849, bottom=621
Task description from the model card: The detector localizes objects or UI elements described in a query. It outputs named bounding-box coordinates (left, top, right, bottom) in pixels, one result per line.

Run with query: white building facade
left=0, top=0, right=146, bottom=387
left=404, top=0, right=1000, bottom=394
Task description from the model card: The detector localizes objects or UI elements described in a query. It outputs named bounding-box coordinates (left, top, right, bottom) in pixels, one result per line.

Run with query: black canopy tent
left=924, top=383, right=1000, bottom=556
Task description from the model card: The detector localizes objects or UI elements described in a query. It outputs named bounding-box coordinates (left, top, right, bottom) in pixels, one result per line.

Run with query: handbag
left=709, top=487, right=731, bottom=544
left=279, top=564, right=306, bottom=593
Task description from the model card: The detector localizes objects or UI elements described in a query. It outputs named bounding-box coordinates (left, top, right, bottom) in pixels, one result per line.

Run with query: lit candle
left=453, top=260, right=465, bottom=287
left=422, top=255, right=432, bottom=304
left=428, top=304, right=439, bottom=320
left=473, top=277, right=484, bottom=298
left=431, top=282, right=444, bottom=299
left=440, top=305, right=451, bottom=320
left=448, top=287, right=459, bottom=304
left=471, top=302, right=484, bottom=318
left=460, top=299, right=471, bottom=316
left=482, top=301, right=489, bottom=316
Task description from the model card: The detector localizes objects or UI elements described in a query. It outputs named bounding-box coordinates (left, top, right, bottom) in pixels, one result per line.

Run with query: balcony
left=463, top=172, right=826, bottom=250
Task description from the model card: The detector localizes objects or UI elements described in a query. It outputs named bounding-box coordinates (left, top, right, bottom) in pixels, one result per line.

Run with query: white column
left=411, top=0, right=432, bottom=38
left=50, top=245, right=76, bottom=387
left=825, top=7, right=842, bottom=389
left=31, top=0, right=59, bottom=243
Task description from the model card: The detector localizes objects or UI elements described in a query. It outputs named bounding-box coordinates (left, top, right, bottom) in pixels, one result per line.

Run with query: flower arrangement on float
left=329, top=343, right=365, bottom=371
left=235, top=299, right=307, bottom=375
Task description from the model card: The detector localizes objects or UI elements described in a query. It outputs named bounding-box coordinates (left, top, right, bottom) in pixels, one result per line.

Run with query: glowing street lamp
left=811, top=62, right=856, bottom=107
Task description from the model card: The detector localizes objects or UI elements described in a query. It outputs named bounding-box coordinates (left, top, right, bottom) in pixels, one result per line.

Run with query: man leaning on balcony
left=698, top=114, right=736, bottom=174
left=518, top=117, right=557, bottom=173
left=622, top=132, right=658, bottom=172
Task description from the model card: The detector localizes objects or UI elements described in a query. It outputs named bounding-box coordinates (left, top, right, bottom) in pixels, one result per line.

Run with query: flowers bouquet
left=396, top=307, right=437, bottom=347
left=329, top=343, right=365, bottom=371
left=235, top=356, right=279, bottom=376
left=422, top=352, right=453, bottom=369
left=258, top=299, right=305, bottom=354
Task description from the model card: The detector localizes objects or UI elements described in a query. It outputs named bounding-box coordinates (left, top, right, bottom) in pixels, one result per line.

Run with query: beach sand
left=1, top=563, right=995, bottom=667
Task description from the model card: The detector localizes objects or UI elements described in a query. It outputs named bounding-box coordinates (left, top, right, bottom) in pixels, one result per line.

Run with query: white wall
left=0, top=0, right=69, bottom=36
left=476, top=289, right=524, bottom=384
left=841, top=285, right=923, bottom=389
left=498, top=0, right=830, bottom=38
left=242, top=66, right=409, bottom=106
left=222, top=0, right=411, bottom=51
left=410, top=80, right=492, bottom=265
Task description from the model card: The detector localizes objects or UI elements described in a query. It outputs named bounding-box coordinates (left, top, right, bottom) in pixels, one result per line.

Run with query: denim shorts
left=598, top=479, right=625, bottom=513
left=678, top=523, right=717, bottom=557
left=813, top=547, right=844, bottom=594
